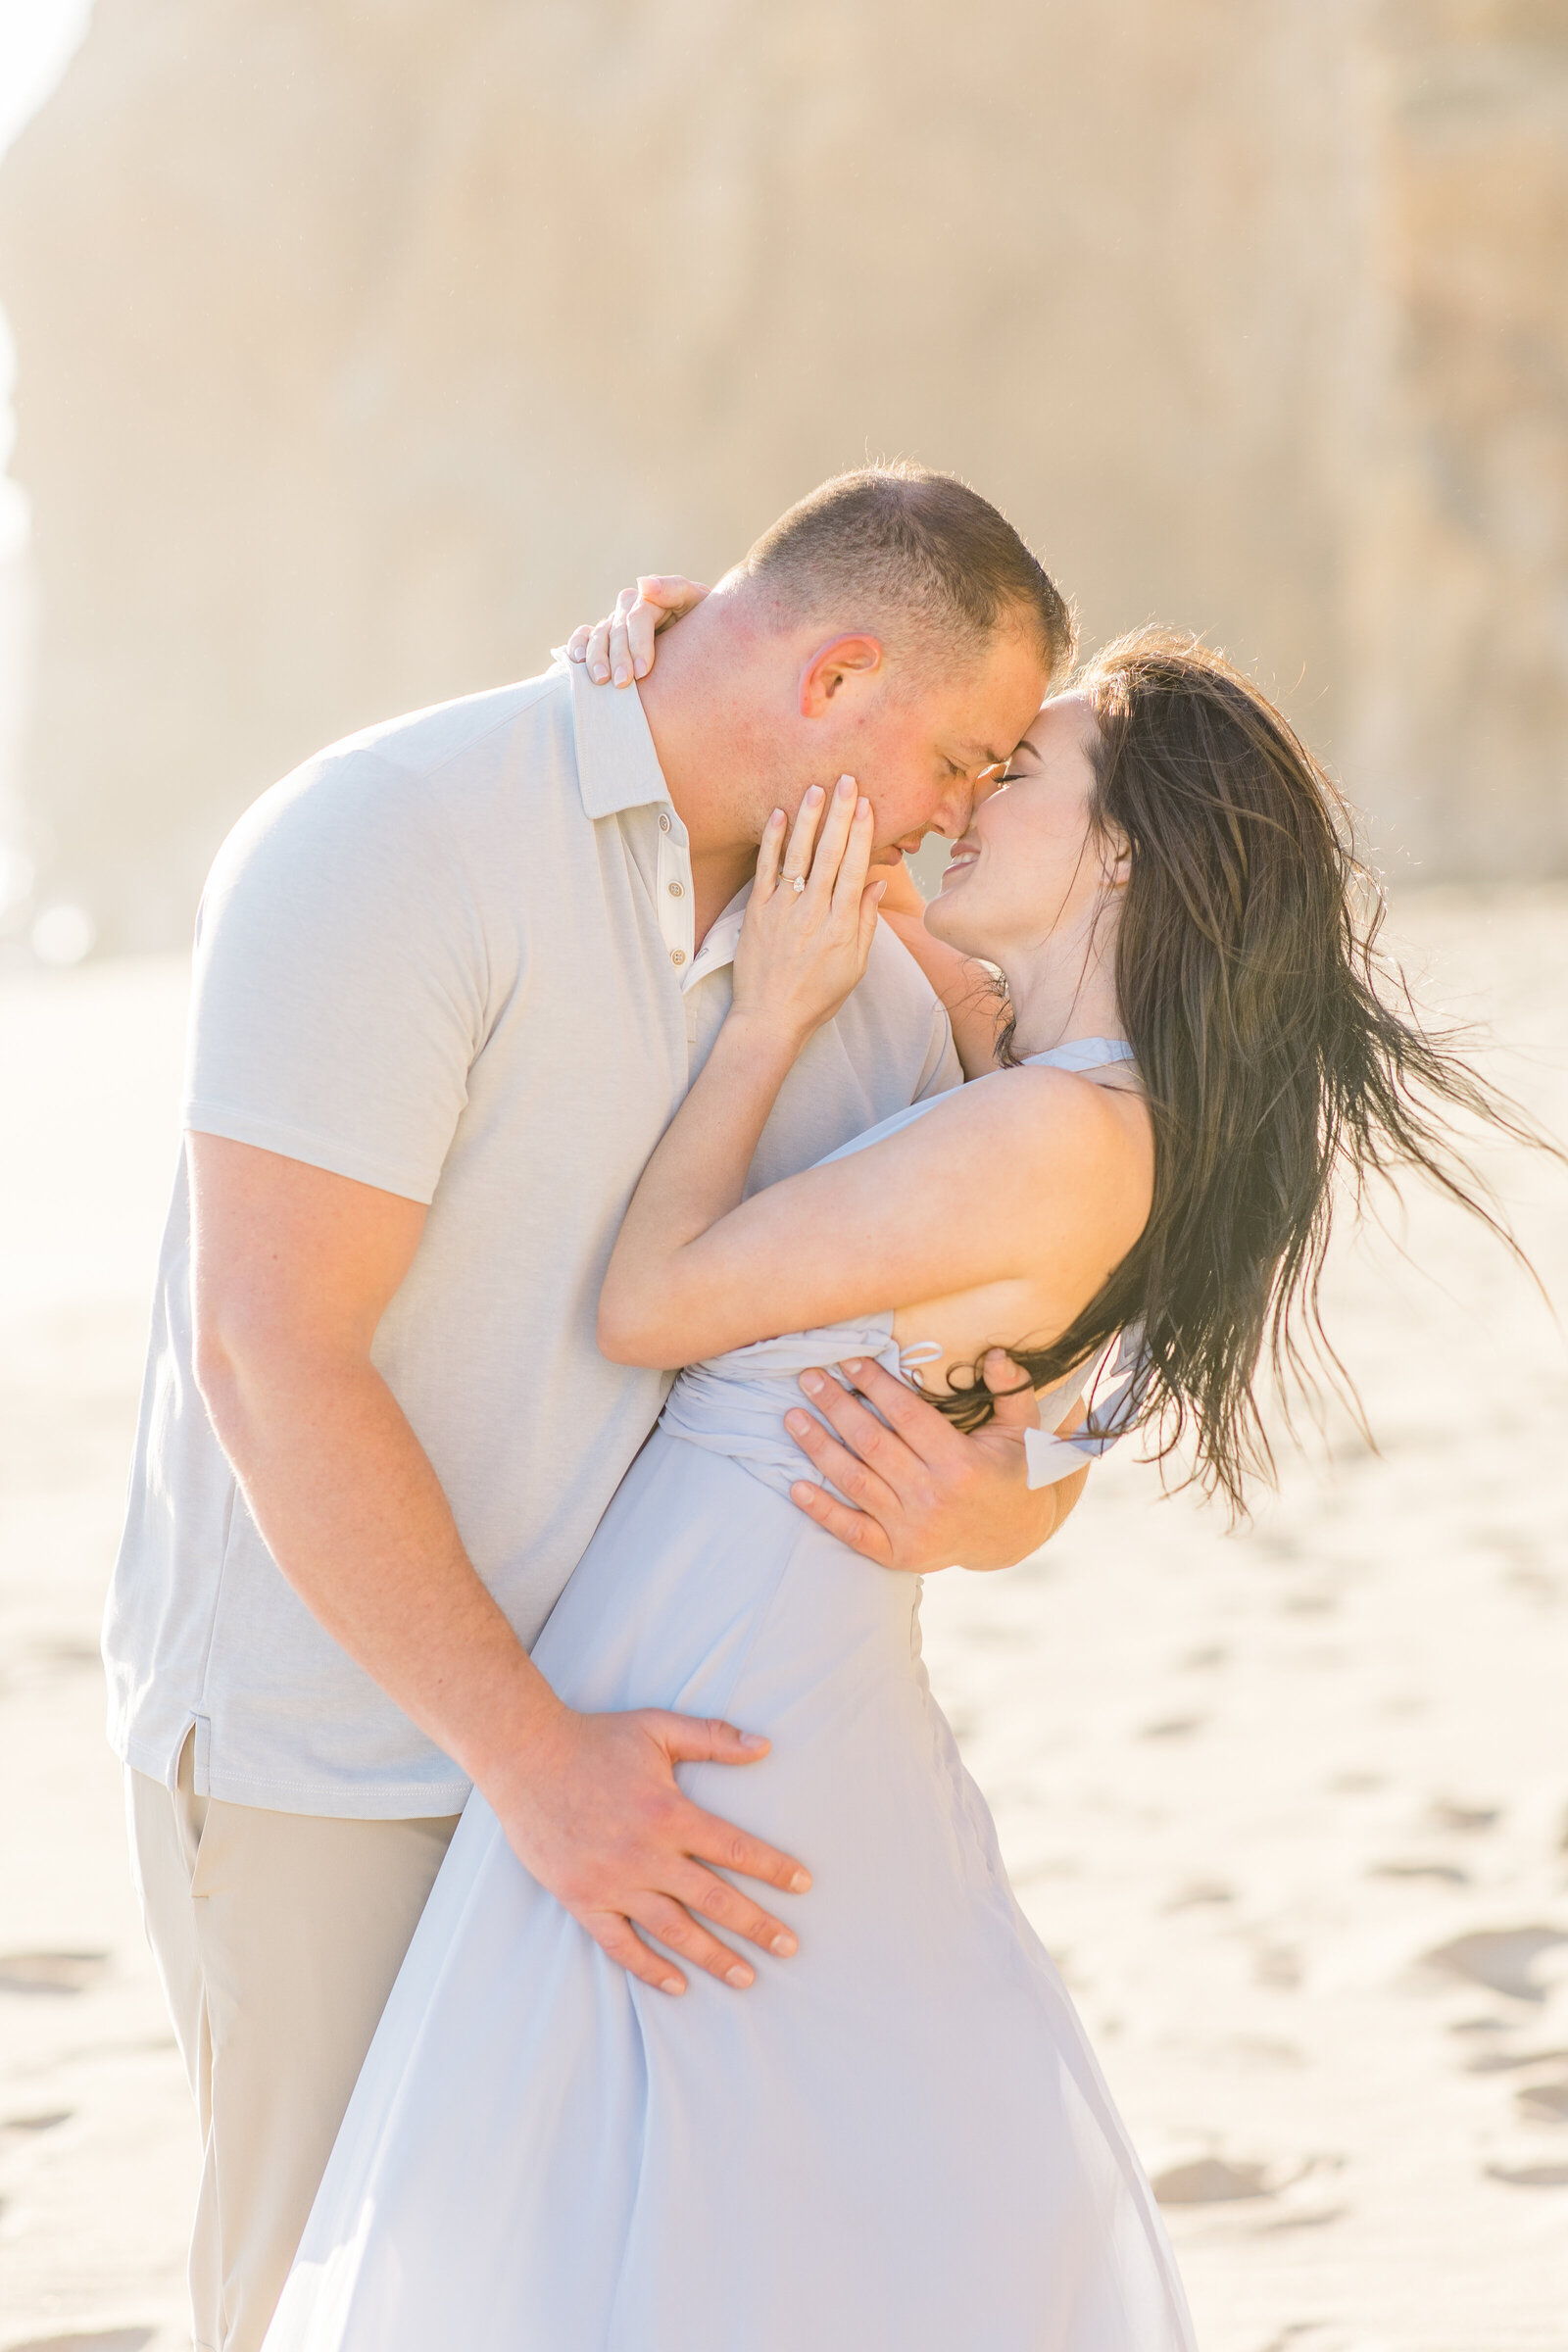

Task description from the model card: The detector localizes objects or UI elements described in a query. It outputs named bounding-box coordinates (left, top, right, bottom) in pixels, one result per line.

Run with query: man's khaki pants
left=127, top=1735, right=460, bottom=2352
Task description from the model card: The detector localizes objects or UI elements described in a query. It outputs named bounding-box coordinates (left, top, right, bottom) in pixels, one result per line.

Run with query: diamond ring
left=792, top=875, right=807, bottom=895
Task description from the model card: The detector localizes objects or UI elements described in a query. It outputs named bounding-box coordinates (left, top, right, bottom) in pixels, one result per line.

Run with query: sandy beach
left=2, top=891, right=1565, bottom=2352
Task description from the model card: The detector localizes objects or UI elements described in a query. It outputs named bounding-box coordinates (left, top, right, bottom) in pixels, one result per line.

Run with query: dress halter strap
left=1019, top=1037, right=1136, bottom=1076
left=1021, top=1326, right=1150, bottom=1491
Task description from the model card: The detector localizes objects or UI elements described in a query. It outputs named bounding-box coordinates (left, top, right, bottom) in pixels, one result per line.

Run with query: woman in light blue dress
left=266, top=626, right=1527, bottom=2352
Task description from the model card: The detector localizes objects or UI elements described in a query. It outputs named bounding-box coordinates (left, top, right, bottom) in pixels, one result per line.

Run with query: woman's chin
left=924, top=882, right=983, bottom=957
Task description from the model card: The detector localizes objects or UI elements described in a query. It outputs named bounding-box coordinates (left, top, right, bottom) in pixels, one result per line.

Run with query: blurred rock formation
left=0, top=0, right=1562, bottom=949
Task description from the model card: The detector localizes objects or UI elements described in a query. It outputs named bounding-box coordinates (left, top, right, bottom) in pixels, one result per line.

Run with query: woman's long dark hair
left=934, top=626, right=1549, bottom=1511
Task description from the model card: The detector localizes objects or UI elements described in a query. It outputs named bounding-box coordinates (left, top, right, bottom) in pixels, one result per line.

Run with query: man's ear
left=799, top=634, right=885, bottom=718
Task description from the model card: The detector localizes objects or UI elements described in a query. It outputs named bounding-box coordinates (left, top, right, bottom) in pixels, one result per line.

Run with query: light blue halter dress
left=266, top=1041, right=1195, bottom=2352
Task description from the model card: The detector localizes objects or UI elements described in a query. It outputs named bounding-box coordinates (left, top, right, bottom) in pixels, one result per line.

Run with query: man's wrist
left=462, top=1658, right=576, bottom=1810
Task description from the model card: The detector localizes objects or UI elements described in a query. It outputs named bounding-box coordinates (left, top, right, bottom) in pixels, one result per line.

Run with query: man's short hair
left=736, top=463, right=1075, bottom=683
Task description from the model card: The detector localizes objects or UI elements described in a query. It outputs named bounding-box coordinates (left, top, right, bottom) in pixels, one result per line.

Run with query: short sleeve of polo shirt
left=911, top=996, right=965, bottom=1103
left=183, top=749, right=488, bottom=1205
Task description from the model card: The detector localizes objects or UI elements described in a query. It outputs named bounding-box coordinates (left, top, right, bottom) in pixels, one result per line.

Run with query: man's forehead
left=950, top=703, right=1047, bottom=768
left=913, top=688, right=1018, bottom=769
left=953, top=731, right=1018, bottom=770
left=940, top=654, right=1049, bottom=760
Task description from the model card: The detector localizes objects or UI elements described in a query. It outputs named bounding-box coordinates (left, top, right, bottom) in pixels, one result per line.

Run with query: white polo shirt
left=103, top=661, right=961, bottom=1818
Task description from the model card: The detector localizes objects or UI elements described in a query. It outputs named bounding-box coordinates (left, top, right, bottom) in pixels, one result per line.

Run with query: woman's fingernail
left=858, top=797, right=871, bottom=818
left=739, top=1730, right=768, bottom=1750
left=771, top=1931, right=798, bottom=1955
left=799, top=1369, right=824, bottom=1395
left=873, top=880, right=887, bottom=901
left=662, top=1976, right=685, bottom=1994
left=634, top=658, right=648, bottom=677
left=837, top=773, right=857, bottom=800
left=790, top=1869, right=812, bottom=1893
left=805, top=784, right=824, bottom=805
left=784, top=1409, right=810, bottom=1438
left=841, top=1358, right=863, bottom=1377
left=592, top=663, right=609, bottom=682
left=767, top=808, right=785, bottom=829
left=613, top=666, right=629, bottom=686
left=726, top=1964, right=754, bottom=1988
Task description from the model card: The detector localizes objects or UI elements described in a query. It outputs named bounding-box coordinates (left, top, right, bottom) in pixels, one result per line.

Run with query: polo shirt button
left=670, top=948, right=686, bottom=966
left=659, top=812, right=672, bottom=834
left=668, top=879, right=684, bottom=898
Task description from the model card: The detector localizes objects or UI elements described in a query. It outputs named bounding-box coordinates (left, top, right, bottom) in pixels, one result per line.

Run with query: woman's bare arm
left=601, top=775, right=886, bottom=1355
left=599, top=1056, right=1140, bottom=1373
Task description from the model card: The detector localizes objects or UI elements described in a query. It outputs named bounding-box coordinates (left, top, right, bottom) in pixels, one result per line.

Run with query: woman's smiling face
left=923, top=693, right=1119, bottom=965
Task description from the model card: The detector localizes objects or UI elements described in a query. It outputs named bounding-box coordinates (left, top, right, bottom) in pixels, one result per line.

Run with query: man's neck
left=635, top=597, right=770, bottom=944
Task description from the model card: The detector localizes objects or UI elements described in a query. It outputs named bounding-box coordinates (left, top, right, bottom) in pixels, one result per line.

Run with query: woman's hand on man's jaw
left=729, top=774, right=886, bottom=1051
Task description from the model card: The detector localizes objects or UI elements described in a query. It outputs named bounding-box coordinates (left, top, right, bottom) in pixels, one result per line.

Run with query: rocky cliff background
left=0, top=0, right=1563, bottom=952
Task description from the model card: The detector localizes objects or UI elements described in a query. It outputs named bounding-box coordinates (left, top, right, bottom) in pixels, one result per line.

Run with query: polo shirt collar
left=685, top=881, right=752, bottom=988
left=557, top=654, right=674, bottom=821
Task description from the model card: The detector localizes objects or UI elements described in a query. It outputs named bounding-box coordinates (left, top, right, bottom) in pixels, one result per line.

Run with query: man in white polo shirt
left=107, top=466, right=1083, bottom=2352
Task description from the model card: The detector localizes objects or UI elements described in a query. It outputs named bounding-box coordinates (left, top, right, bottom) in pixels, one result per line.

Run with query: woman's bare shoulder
left=907, top=1063, right=1152, bottom=1242
left=923, top=1060, right=1146, bottom=1152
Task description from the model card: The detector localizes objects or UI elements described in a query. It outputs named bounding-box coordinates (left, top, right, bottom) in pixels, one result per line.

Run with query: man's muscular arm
left=188, top=1133, right=809, bottom=1996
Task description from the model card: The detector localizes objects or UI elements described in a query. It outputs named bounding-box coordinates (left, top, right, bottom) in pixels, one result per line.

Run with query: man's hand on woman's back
left=786, top=1350, right=1088, bottom=1572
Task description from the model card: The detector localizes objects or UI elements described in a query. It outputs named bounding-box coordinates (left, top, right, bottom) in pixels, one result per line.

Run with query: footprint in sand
left=1370, top=1861, right=1469, bottom=1886
left=0, top=1952, right=109, bottom=1996
left=1427, top=1799, right=1500, bottom=1834
left=1422, top=1927, right=1568, bottom=2002
left=1152, top=2156, right=1273, bottom=2205
left=3, top=2335, right=156, bottom=2352
left=0, top=2111, right=72, bottom=2142
left=1162, top=1881, right=1235, bottom=1912
left=1463, top=2043, right=1568, bottom=2074
left=1516, top=2076, right=1568, bottom=2123
left=32, top=1637, right=105, bottom=1670
left=1151, top=2155, right=1342, bottom=2223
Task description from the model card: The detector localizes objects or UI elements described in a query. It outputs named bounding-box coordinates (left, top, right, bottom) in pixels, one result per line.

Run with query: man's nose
left=933, top=775, right=978, bottom=838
